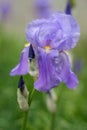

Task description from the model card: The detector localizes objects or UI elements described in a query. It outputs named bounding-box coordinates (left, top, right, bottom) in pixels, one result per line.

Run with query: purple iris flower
left=11, top=12, right=80, bottom=92
left=26, top=12, right=80, bottom=92
left=34, top=0, right=51, bottom=18
left=0, top=1, right=11, bottom=22
left=65, top=0, right=72, bottom=15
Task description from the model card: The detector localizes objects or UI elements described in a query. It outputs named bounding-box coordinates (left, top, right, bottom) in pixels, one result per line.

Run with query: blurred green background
left=0, top=0, right=87, bottom=130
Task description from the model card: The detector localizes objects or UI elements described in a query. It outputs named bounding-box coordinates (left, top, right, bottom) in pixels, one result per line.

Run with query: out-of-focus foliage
left=70, top=0, right=76, bottom=8
left=0, top=28, right=87, bottom=130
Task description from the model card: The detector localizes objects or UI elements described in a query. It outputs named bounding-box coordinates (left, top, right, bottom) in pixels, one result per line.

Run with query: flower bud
left=29, top=58, right=38, bottom=77
left=17, top=76, right=29, bottom=111
left=46, top=90, right=58, bottom=113
left=65, top=0, right=72, bottom=15
left=17, top=88, right=29, bottom=111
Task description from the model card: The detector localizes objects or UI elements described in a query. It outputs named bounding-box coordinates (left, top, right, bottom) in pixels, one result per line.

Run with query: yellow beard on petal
left=44, top=46, right=51, bottom=53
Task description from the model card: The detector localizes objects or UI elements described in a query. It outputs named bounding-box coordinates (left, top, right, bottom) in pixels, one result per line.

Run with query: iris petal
left=35, top=49, right=78, bottom=92
left=26, top=12, right=80, bottom=50
left=55, top=52, right=79, bottom=89
left=34, top=48, right=60, bottom=92
left=51, top=13, right=80, bottom=50
left=10, top=46, right=29, bottom=76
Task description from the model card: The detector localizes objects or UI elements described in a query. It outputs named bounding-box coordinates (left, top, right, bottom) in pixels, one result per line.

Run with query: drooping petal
left=54, top=52, right=79, bottom=89
left=34, top=48, right=60, bottom=92
left=10, top=46, right=29, bottom=76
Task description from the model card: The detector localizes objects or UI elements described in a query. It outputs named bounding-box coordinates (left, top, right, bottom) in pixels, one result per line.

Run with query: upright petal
left=34, top=48, right=60, bottom=92
left=37, top=21, right=63, bottom=48
left=26, top=19, right=47, bottom=46
left=26, top=12, right=80, bottom=50
left=50, top=12, right=80, bottom=50
left=10, top=46, right=29, bottom=76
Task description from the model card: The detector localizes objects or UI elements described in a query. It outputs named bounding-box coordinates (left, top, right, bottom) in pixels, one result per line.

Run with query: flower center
left=44, top=46, right=51, bottom=53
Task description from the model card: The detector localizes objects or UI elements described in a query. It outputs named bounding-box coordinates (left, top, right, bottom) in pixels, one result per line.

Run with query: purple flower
left=34, top=0, right=51, bottom=18
left=11, top=12, right=80, bottom=92
left=26, top=12, right=80, bottom=92
left=0, top=1, right=11, bottom=22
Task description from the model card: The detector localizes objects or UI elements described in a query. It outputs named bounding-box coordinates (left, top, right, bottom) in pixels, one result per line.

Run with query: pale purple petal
left=26, top=19, right=47, bottom=46
left=26, top=17, right=63, bottom=48
left=51, top=12, right=80, bottom=50
left=10, top=46, right=29, bottom=76
left=26, top=12, right=80, bottom=50
left=34, top=48, right=60, bottom=92
left=54, top=52, right=79, bottom=89
left=37, top=21, right=63, bottom=48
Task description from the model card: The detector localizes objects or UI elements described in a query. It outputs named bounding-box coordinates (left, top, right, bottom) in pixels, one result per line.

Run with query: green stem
left=29, top=88, right=36, bottom=106
left=22, top=111, right=28, bottom=130
left=50, top=112, right=56, bottom=130
left=22, top=88, right=36, bottom=130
